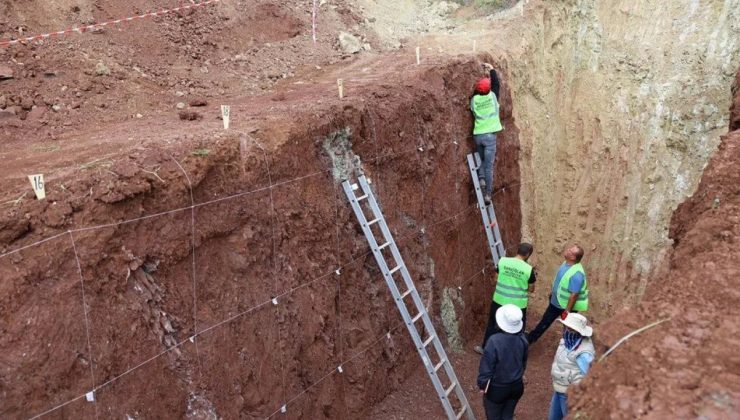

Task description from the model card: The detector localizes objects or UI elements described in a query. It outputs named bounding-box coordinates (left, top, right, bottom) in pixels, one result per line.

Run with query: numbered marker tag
left=337, top=79, right=344, bottom=99
left=221, top=105, right=230, bottom=130
left=28, top=174, right=46, bottom=200
left=337, top=365, right=343, bottom=373
left=280, top=405, right=287, bottom=414
left=85, top=391, right=95, bottom=402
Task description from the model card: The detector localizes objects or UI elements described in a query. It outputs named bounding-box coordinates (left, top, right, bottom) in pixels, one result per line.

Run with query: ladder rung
left=356, top=194, right=369, bottom=201
left=423, top=334, right=436, bottom=347
left=456, top=406, right=467, bottom=419
left=367, top=218, right=380, bottom=226
left=389, top=265, right=403, bottom=275
left=445, top=382, right=457, bottom=397
left=412, top=312, right=424, bottom=324
left=378, top=241, right=392, bottom=250
left=400, top=288, right=413, bottom=299
left=434, top=358, right=447, bottom=372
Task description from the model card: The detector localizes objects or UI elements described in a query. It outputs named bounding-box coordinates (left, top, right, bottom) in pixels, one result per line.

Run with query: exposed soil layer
left=0, top=50, right=523, bottom=418
left=570, top=70, right=740, bottom=419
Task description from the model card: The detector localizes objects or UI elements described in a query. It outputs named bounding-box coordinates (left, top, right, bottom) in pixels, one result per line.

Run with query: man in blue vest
left=526, top=244, right=588, bottom=344
left=471, top=62, right=504, bottom=204
left=474, top=242, right=536, bottom=355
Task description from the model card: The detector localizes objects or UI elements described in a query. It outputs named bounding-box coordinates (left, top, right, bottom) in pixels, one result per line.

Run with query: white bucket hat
left=558, top=313, right=593, bottom=337
left=495, top=304, right=523, bottom=334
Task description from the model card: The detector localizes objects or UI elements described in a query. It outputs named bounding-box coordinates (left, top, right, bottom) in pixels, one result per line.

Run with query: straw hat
left=558, top=313, right=593, bottom=337
left=495, top=304, right=523, bottom=334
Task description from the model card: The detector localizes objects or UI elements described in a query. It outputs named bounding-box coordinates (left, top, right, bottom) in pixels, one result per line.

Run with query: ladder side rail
left=467, top=153, right=499, bottom=264
left=487, top=205, right=506, bottom=259
left=348, top=178, right=459, bottom=419
left=359, top=180, right=472, bottom=418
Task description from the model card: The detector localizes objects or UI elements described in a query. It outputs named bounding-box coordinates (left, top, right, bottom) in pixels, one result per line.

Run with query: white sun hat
left=495, top=304, right=524, bottom=334
left=558, top=312, right=593, bottom=337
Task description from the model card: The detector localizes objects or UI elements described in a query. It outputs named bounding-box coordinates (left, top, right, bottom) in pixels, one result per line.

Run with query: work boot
left=479, top=178, right=486, bottom=190
left=484, top=193, right=492, bottom=204
left=474, top=345, right=484, bottom=355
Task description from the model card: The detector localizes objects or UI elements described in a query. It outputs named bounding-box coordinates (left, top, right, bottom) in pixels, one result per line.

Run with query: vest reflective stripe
left=556, top=263, right=589, bottom=311
left=493, top=257, right=532, bottom=308
left=471, top=93, right=503, bottom=135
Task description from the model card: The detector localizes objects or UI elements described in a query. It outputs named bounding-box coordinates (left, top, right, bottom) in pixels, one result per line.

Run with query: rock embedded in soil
left=338, top=31, right=362, bottom=54
left=178, top=110, right=202, bottom=120
left=188, top=98, right=208, bottom=107
left=94, top=61, right=110, bottom=76
left=0, top=65, right=13, bottom=80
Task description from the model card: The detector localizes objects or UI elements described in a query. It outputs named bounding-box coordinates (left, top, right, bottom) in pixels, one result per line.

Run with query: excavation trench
left=0, top=54, right=522, bottom=419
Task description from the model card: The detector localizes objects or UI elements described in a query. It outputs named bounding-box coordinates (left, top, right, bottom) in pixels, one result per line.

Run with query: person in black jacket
left=477, top=304, right=529, bottom=420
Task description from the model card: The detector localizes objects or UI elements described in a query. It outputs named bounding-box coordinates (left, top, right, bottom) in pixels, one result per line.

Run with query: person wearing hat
left=548, top=313, right=595, bottom=420
left=477, top=304, right=529, bottom=420
left=471, top=62, right=504, bottom=204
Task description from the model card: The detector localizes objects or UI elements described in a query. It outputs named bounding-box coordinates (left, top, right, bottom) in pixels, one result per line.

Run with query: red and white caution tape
left=0, top=0, right=221, bottom=48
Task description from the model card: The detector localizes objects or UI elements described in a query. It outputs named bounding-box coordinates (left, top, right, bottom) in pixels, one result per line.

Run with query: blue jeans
left=548, top=392, right=567, bottom=420
left=474, top=133, right=497, bottom=196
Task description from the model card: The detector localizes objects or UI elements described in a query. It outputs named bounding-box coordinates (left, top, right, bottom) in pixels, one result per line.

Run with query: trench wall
left=0, top=57, right=521, bottom=419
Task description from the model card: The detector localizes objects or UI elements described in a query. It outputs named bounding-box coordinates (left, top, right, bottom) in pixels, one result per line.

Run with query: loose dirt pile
left=571, top=69, right=740, bottom=419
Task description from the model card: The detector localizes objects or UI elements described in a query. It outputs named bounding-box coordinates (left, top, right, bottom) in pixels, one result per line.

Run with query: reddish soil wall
left=0, top=55, right=521, bottom=419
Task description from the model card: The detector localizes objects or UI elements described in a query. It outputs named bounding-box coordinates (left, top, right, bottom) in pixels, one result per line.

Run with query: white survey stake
left=221, top=105, right=230, bottom=130
left=28, top=174, right=46, bottom=200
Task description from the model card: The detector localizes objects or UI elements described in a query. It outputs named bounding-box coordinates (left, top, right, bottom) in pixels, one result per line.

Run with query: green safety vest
left=471, top=93, right=503, bottom=135
left=556, top=263, right=589, bottom=311
left=493, top=257, right=532, bottom=308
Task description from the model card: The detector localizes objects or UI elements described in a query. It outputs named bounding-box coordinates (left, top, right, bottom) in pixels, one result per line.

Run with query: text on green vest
left=493, top=257, right=532, bottom=308
left=472, top=93, right=503, bottom=135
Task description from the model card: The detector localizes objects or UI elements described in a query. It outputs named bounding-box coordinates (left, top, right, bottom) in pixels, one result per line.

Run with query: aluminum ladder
left=466, top=152, right=506, bottom=265
left=342, top=175, right=475, bottom=420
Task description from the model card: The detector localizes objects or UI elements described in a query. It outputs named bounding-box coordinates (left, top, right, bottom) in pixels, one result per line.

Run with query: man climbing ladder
left=471, top=62, right=504, bottom=204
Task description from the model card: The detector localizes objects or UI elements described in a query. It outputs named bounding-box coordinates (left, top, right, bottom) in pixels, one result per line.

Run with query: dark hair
left=517, top=243, right=534, bottom=258
left=573, top=245, right=585, bottom=263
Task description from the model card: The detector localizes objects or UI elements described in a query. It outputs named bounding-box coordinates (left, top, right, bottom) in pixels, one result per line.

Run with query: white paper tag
left=386, top=332, right=391, bottom=340
left=28, top=174, right=46, bottom=200
left=189, top=336, right=195, bottom=343
left=416, top=46, right=420, bottom=65
left=337, top=365, right=343, bottom=373
left=280, top=405, right=287, bottom=413
left=272, top=297, right=278, bottom=305
left=85, top=391, right=95, bottom=402
left=221, top=105, right=230, bottom=130
left=335, top=268, right=341, bottom=276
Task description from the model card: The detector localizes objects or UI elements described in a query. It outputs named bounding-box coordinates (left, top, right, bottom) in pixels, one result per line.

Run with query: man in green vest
left=475, top=242, right=536, bottom=354
left=471, top=62, right=504, bottom=204
left=526, top=244, right=588, bottom=344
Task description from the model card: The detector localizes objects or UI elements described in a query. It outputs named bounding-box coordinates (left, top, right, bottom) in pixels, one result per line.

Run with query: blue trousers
left=474, top=133, right=497, bottom=196
left=548, top=392, right=568, bottom=420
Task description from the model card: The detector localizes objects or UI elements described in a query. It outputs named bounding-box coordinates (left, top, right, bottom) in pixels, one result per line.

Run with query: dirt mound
left=570, top=69, right=740, bottom=419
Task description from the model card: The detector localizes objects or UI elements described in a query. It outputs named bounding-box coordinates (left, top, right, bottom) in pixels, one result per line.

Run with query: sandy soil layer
left=570, top=70, right=740, bottom=419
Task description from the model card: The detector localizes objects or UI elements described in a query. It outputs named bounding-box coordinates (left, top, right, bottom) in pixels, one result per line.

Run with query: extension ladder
left=342, top=175, right=475, bottom=420
left=466, top=153, right=506, bottom=265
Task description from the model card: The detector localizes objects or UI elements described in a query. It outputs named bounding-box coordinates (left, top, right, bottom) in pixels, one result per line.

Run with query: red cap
left=475, top=78, right=491, bottom=95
